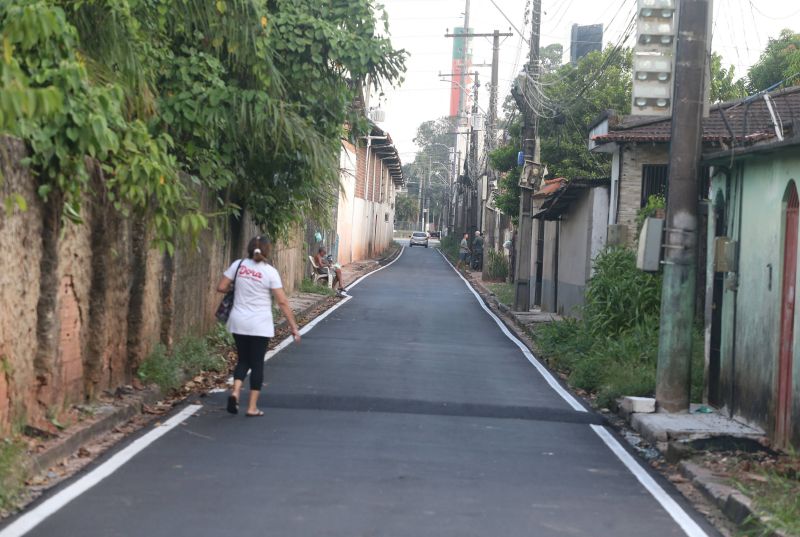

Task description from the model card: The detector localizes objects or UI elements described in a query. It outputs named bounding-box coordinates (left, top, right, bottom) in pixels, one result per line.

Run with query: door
left=534, top=219, right=544, bottom=306
left=777, top=181, right=798, bottom=446
left=709, top=192, right=726, bottom=407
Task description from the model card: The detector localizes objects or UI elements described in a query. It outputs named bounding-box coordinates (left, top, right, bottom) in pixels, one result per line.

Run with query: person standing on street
left=456, top=232, right=471, bottom=272
left=217, top=236, right=301, bottom=417
left=472, top=231, right=484, bottom=271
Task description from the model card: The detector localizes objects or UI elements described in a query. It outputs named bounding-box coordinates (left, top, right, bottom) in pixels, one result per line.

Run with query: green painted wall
left=709, top=150, right=800, bottom=446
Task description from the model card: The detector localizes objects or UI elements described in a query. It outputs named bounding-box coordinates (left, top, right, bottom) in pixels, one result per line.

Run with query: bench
left=308, top=256, right=333, bottom=288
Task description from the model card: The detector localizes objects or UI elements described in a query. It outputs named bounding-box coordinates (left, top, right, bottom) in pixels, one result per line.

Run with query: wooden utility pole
left=482, top=30, right=512, bottom=274
left=513, top=0, right=542, bottom=311
left=655, top=0, right=712, bottom=412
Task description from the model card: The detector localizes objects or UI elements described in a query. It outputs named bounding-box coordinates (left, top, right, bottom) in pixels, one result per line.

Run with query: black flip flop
left=226, top=395, right=238, bottom=415
left=245, top=410, right=264, bottom=417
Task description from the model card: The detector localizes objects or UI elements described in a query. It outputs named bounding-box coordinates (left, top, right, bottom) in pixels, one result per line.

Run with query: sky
left=375, top=0, right=800, bottom=160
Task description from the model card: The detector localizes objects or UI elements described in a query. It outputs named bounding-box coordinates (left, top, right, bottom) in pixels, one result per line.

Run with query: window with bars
left=641, top=164, right=669, bottom=207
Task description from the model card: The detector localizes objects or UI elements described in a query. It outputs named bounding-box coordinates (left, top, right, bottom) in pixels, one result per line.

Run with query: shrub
left=137, top=344, right=182, bottom=393
left=439, top=235, right=459, bottom=262
left=636, top=194, right=666, bottom=232
left=533, top=315, right=705, bottom=409
left=138, top=335, right=225, bottom=393
left=531, top=246, right=704, bottom=409
left=484, top=249, right=509, bottom=281
left=583, top=247, right=662, bottom=337
left=0, top=437, right=26, bottom=511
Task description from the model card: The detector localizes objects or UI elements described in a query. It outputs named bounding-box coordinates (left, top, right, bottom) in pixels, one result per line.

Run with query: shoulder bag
left=215, top=259, right=244, bottom=323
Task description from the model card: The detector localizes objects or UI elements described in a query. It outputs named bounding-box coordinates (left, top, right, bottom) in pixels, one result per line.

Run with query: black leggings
left=232, top=334, right=270, bottom=390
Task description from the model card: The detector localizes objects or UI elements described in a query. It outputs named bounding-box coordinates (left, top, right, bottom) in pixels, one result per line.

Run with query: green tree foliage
left=747, top=29, right=800, bottom=92
left=394, top=191, right=418, bottom=224
left=489, top=142, right=521, bottom=219
left=538, top=46, right=632, bottom=179
left=406, top=116, right=457, bottom=226
left=710, top=53, right=746, bottom=103
left=540, top=43, right=563, bottom=75
left=0, top=0, right=406, bottom=246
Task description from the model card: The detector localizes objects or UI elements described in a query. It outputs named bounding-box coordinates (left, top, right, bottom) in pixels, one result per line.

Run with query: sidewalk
left=464, top=269, right=561, bottom=329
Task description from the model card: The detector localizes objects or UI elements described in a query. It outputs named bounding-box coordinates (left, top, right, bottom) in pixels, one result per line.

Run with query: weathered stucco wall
left=711, top=152, right=800, bottom=446
left=538, top=187, right=609, bottom=317
left=335, top=143, right=396, bottom=266
left=0, top=137, right=305, bottom=434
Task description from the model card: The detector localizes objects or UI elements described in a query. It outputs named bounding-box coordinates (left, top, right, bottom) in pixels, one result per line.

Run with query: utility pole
left=655, top=0, right=711, bottom=412
left=483, top=30, right=511, bottom=278
left=513, top=0, right=542, bottom=311
left=467, top=71, right=480, bottom=236
left=416, top=161, right=423, bottom=230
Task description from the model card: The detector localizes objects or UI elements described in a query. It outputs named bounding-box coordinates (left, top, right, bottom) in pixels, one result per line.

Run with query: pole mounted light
left=632, top=0, right=677, bottom=116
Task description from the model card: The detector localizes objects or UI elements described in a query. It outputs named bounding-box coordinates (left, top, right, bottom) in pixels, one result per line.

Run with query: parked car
left=409, top=231, right=429, bottom=248
left=428, top=231, right=441, bottom=239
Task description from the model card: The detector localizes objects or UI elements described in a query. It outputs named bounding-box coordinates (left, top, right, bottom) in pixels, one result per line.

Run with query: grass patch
left=531, top=247, right=703, bottom=408
left=439, top=234, right=459, bottom=263
left=719, top=452, right=800, bottom=537
left=534, top=316, right=704, bottom=408
left=0, top=436, right=27, bottom=512
left=740, top=471, right=800, bottom=536
left=484, top=249, right=509, bottom=281
left=138, top=334, right=227, bottom=393
left=487, top=282, right=514, bottom=308
left=298, top=277, right=336, bottom=296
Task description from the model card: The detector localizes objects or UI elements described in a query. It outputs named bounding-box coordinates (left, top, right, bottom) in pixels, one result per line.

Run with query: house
left=530, top=178, right=609, bottom=316
left=314, top=121, right=403, bottom=267
left=591, top=85, right=800, bottom=447
left=702, top=88, right=800, bottom=447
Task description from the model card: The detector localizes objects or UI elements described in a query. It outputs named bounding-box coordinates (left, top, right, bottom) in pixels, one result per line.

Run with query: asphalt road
left=4, top=244, right=720, bottom=537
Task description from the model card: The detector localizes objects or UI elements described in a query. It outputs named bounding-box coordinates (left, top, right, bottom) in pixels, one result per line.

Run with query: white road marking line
left=345, top=246, right=405, bottom=291
left=1, top=250, right=408, bottom=536
left=591, top=425, right=710, bottom=537
left=437, top=249, right=709, bottom=537
left=0, top=405, right=202, bottom=537
left=435, top=249, right=586, bottom=412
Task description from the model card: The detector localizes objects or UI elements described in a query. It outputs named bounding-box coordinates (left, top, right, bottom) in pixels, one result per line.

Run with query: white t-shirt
left=223, top=259, right=283, bottom=337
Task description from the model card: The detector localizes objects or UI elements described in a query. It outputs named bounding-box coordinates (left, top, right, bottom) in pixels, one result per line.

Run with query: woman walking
left=217, top=236, right=300, bottom=417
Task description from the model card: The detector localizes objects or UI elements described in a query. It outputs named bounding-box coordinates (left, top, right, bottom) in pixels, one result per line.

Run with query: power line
left=488, top=0, right=529, bottom=45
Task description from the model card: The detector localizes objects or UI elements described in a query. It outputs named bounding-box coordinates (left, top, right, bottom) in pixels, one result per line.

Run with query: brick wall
left=618, top=143, right=669, bottom=247
left=0, top=136, right=304, bottom=434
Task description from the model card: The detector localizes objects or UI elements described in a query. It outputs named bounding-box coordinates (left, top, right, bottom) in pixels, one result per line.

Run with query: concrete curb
left=26, top=387, right=163, bottom=478
left=679, top=461, right=789, bottom=537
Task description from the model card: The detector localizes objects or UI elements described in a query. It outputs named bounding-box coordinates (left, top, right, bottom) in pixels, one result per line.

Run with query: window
left=641, top=164, right=668, bottom=207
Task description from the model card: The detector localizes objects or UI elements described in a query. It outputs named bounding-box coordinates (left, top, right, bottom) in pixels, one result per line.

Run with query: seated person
left=314, top=247, right=347, bottom=297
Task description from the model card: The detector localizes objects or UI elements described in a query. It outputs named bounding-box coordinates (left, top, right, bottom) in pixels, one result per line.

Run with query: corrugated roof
left=368, top=121, right=404, bottom=185
left=591, top=86, right=800, bottom=147
left=533, top=178, right=611, bottom=220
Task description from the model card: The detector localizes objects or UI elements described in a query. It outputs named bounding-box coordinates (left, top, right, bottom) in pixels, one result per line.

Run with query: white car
left=409, top=231, right=429, bottom=248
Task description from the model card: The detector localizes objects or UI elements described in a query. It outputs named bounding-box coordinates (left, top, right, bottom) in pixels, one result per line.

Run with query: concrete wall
left=0, top=137, right=305, bottom=434
left=539, top=187, right=609, bottom=316
left=709, top=151, right=800, bottom=446
left=335, top=141, right=396, bottom=267
left=540, top=220, right=559, bottom=312
left=617, top=143, right=669, bottom=247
